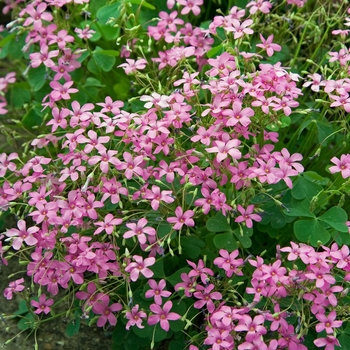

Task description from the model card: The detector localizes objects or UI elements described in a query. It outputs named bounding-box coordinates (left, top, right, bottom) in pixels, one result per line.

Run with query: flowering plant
left=1, top=0, right=350, bottom=349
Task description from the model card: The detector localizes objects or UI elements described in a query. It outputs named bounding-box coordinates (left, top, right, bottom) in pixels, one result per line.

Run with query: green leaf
left=128, top=0, right=156, bottom=9
left=294, top=219, right=330, bottom=246
left=213, top=232, right=238, bottom=251
left=94, top=49, right=120, bottom=56
left=251, top=193, right=271, bottom=204
left=207, top=44, right=224, bottom=58
left=17, top=313, right=35, bottom=331
left=0, top=33, right=15, bottom=48
left=157, top=222, right=172, bottom=239
left=84, top=77, right=105, bottom=87
left=66, top=317, right=81, bottom=337
left=333, top=230, right=350, bottom=246
left=112, top=320, right=127, bottom=347
left=22, top=108, right=43, bottom=129
left=181, top=236, right=205, bottom=259
left=317, top=120, right=334, bottom=145
left=151, top=258, right=165, bottom=279
left=0, top=33, right=25, bottom=59
left=124, top=332, right=140, bottom=350
left=318, top=207, right=349, bottom=232
left=206, top=212, right=230, bottom=232
left=297, top=118, right=314, bottom=139
left=28, top=65, right=47, bottom=91
left=9, top=82, right=31, bottom=108
left=235, top=234, right=252, bottom=248
left=291, top=176, right=322, bottom=201
left=284, top=207, right=315, bottom=218
left=96, top=3, right=121, bottom=24
left=14, top=300, right=29, bottom=315
left=150, top=324, right=168, bottom=342
left=131, top=324, right=151, bottom=338
left=339, top=332, right=350, bottom=350
left=88, top=49, right=116, bottom=73
left=113, top=72, right=131, bottom=100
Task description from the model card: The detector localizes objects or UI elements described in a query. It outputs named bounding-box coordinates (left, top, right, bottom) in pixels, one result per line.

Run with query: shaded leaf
left=206, top=212, right=230, bottom=232
left=294, top=219, right=330, bottom=246
left=213, top=232, right=238, bottom=251
left=318, top=207, right=349, bottom=232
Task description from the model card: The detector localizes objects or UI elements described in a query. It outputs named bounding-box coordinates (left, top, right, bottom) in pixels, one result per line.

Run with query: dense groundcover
left=1, top=0, right=350, bottom=349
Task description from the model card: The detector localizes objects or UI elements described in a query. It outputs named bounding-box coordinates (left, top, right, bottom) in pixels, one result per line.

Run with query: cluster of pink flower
left=0, top=72, right=16, bottom=115
left=175, top=242, right=347, bottom=350
left=5, top=240, right=348, bottom=350
left=1, top=0, right=348, bottom=349
left=303, top=72, right=350, bottom=114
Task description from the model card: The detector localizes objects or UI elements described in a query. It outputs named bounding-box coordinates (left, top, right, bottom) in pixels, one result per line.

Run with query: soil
left=0, top=261, right=113, bottom=350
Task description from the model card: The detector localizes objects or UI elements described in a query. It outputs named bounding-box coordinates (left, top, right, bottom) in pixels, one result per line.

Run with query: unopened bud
left=341, top=288, right=349, bottom=297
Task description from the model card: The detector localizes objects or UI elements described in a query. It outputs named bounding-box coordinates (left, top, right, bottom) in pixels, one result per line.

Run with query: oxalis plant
left=0, top=0, right=350, bottom=349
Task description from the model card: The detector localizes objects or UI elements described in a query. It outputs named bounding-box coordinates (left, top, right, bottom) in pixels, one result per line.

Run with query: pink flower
left=145, top=279, right=171, bottom=305
left=314, top=336, right=340, bottom=350
left=76, top=282, right=106, bottom=311
left=302, top=73, right=324, bottom=92
left=125, top=255, right=155, bottom=281
left=187, top=259, right=214, bottom=284
left=147, top=301, right=181, bottom=331
left=315, top=311, right=342, bottom=334
left=97, top=96, right=124, bottom=114
left=159, top=11, right=184, bottom=32
left=235, top=314, right=267, bottom=342
left=144, top=185, right=175, bottom=211
left=271, top=96, right=299, bottom=116
left=125, top=305, right=147, bottom=330
left=256, top=34, right=281, bottom=57
left=223, top=100, right=254, bottom=127
left=49, top=81, right=78, bottom=101
left=329, top=154, right=350, bottom=178
left=121, top=152, right=145, bottom=179
left=48, top=29, right=74, bottom=49
left=93, top=295, right=122, bottom=327
left=214, top=249, right=244, bottom=277
left=177, top=0, right=203, bottom=16
left=23, top=3, right=53, bottom=30
left=247, top=0, right=272, bottom=14
left=227, top=19, right=254, bottom=39
left=235, top=205, right=262, bottom=228
left=94, top=214, right=123, bottom=235
left=46, top=107, right=69, bottom=132
left=204, top=328, right=233, bottom=350
left=31, top=294, right=54, bottom=314
left=76, top=130, right=110, bottom=154
left=193, top=284, right=222, bottom=313
left=118, top=59, right=147, bottom=74
left=305, top=266, right=336, bottom=288
left=75, top=27, right=95, bottom=40
left=88, top=150, right=121, bottom=173
left=3, top=278, right=25, bottom=300
left=29, top=44, right=59, bottom=68
left=6, top=220, right=39, bottom=250
left=329, top=93, right=350, bottom=112
left=167, top=206, right=195, bottom=230
left=0, top=152, right=17, bottom=177
left=206, top=139, right=241, bottom=162
left=124, top=218, right=156, bottom=244
left=174, top=273, right=197, bottom=297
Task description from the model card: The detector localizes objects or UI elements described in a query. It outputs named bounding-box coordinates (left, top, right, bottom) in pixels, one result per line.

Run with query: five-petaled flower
left=147, top=301, right=181, bottom=331
left=167, top=206, right=195, bottom=230
left=31, top=294, right=54, bottom=314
